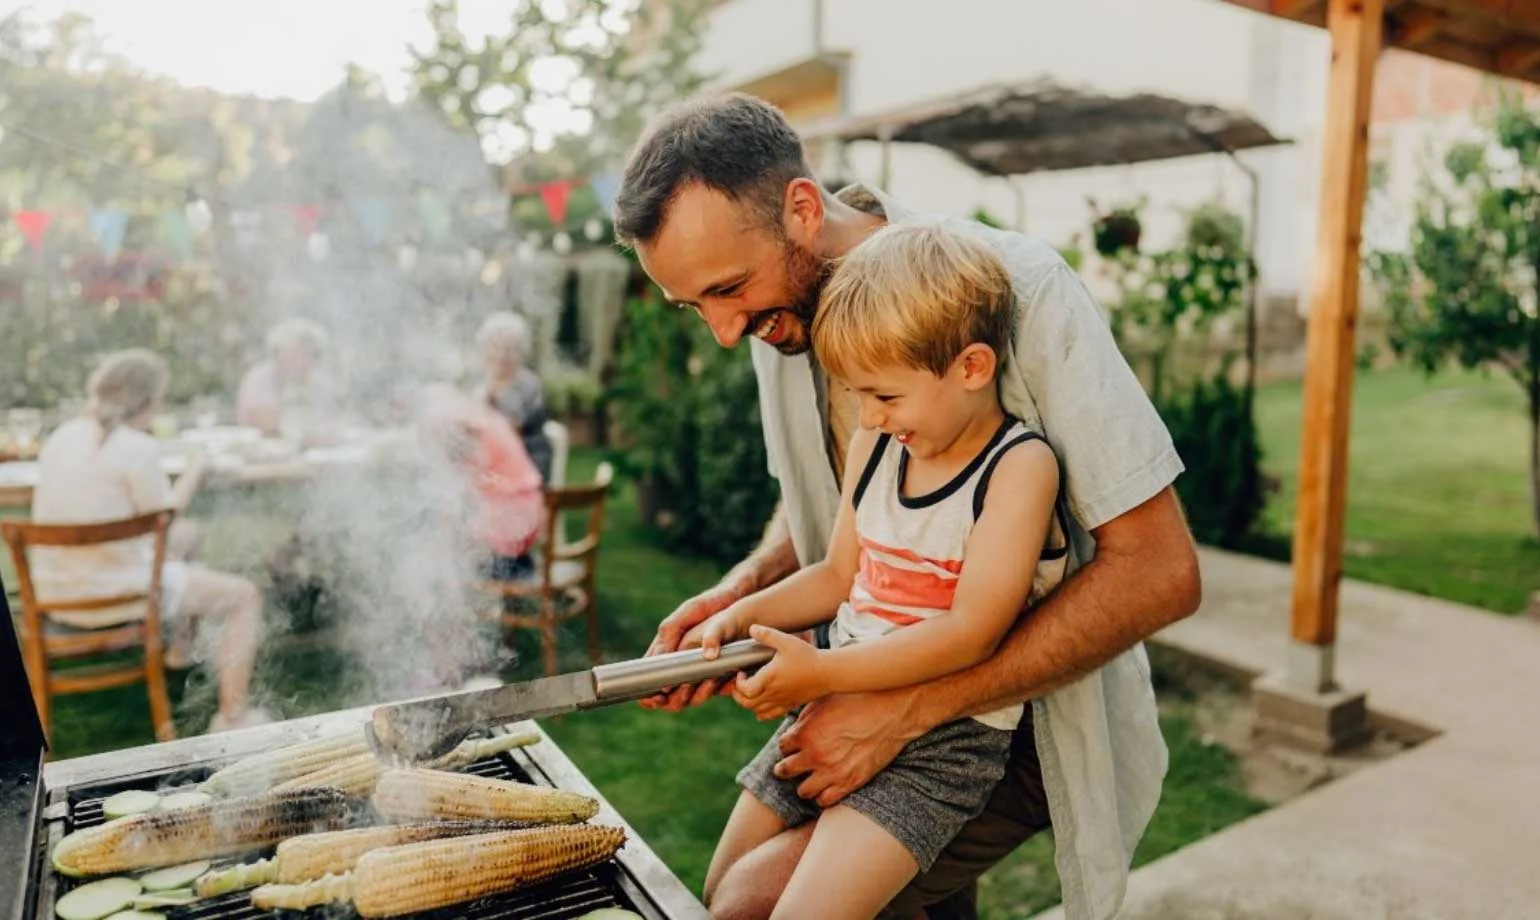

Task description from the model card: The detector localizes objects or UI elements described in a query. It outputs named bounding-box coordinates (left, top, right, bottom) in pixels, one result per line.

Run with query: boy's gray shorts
left=735, top=712, right=1014, bottom=872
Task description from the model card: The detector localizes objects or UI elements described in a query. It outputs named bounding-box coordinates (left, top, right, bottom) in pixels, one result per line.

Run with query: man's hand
left=638, top=584, right=743, bottom=712
left=771, top=686, right=928, bottom=808
left=731, top=626, right=828, bottom=720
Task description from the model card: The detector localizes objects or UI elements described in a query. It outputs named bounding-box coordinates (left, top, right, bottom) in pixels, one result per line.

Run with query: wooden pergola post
left=1288, top=0, right=1384, bottom=693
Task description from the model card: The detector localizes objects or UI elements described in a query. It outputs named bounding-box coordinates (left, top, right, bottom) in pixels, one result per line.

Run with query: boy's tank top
left=829, top=416, right=1070, bottom=730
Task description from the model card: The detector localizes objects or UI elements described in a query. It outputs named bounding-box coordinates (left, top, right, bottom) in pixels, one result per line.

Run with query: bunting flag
left=158, top=211, right=194, bottom=258
left=351, top=198, right=392, bottom=244
left=89, top=209, right=130, bottom=259
left=14, top=210, right=52, bottom=253
left=538, top=178, right=575, bottom=226
left=291, top=203, right=325, bottom=237
left=589, top=170, right=620, bottom=215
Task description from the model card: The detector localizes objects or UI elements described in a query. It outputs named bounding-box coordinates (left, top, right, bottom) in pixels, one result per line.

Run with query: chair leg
left=540, top=598, right=559, bottom=677
left=584, top=586, right=602, bottom=667
left=22, top=630, right=52, bottom=747
left=145, top=656, right=175, bottom=742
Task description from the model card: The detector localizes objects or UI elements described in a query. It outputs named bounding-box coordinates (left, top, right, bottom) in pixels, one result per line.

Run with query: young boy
left=693, top=222, right=1071, bottom=920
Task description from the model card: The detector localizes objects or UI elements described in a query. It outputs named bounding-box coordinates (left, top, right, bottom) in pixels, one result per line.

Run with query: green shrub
left=606, top=293, right=778, bottom=564
left=1158, top=365, right=1267, bottom=548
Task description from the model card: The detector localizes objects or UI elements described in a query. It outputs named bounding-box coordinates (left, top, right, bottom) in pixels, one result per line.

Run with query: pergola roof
left=1220, top=0, right=1540, bottom=85
left=799, top=78, right=1290, bottom=177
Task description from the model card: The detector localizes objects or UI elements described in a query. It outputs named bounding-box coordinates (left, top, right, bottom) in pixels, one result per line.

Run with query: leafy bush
left=1157, top=364, right=1267, bottom=549
left=606, top=292, right=778, bottom=564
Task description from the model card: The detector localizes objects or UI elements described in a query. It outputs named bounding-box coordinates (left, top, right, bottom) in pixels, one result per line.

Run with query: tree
left=409, top=0, right=710, bottom=235
left=1369, top=89, right=1540, bottom=536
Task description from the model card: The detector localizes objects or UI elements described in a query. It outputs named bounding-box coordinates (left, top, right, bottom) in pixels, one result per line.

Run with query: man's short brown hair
left=813, top=223, right=1016, bottom=380
left=613, top=92, right=814, bottom=246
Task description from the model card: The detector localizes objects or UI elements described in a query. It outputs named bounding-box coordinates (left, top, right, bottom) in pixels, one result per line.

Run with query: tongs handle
left=592, top=639, right=775, bottom=700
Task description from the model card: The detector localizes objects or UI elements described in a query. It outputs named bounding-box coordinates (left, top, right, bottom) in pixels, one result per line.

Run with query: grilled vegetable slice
left=191, top=859, right=275, bottom=898
left=129, top=891, right=194, bottom=910
left=372, top=768, right=598, bottom=824
left=250, top=825, right=628, bottom=918
left=102, top=911, right=164, bottom=920
left=199, top=732, right=369, bottom=797
left=52, top=788, right=349, bottom=876
left=577, top=911, right=644, bottom=920
left=55, top=877, right=142, bottom=920
left=156, top=792, right=211, bottom=811
left=101, top=792, right=159, bottom=820
left=138, top=862, right=209, bottom=892
left=274, top=821, right=517, bottom=884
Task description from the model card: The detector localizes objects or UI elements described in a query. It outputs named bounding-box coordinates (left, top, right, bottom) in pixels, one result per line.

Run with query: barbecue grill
left=0, top=574, right=708, bottom=920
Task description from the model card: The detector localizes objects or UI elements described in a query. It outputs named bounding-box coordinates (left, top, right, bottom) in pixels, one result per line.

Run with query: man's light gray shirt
left=750, top=186, right=1182, bottom=920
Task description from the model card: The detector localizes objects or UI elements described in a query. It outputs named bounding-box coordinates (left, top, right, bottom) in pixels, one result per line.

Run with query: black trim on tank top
left=896, top=416, right=1016, bottom=509
left=972, top=431, right=1071, bottom=561
left=852, top=432, right=891, bottom=510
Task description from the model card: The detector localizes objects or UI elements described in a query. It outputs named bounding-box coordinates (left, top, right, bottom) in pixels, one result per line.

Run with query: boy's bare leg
left=704, top=791, right=793, bottom=910
left=771, top=806, right=919, bottom=920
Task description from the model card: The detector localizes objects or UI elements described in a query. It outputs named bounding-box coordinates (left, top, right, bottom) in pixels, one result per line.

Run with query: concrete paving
left=1031, top=546, right=1540, bottom=920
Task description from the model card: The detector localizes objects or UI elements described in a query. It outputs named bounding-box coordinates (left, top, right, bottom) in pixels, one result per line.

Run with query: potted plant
left=1089, top=197, right=1146, bottom=257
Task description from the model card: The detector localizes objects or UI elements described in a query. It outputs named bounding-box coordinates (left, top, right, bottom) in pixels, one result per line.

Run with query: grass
left=15, top=448, right=1264, bottom=919
left=1252, top=364, right=1540, bottom=614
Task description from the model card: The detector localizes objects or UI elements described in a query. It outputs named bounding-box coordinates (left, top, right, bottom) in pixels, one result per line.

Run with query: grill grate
left=58, top=750, right=644, bottom=920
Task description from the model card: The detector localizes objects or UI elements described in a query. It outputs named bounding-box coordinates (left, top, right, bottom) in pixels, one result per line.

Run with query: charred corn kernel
left=274, top=821, right=517, bottom=883
left=52, top=788, right=349, bottom=877
left=372, top=769, right=599, bottom=824
left=251, top=872, right=353, bottom=911
left=271, top=753, right=384, bottom=798
left=423, top=731, right=540, bottom=770
left=200, top=732, right=370, bottom=797
left=350, top=825, right=628, bottom=918
left=193, top=858, right=276, bottom=897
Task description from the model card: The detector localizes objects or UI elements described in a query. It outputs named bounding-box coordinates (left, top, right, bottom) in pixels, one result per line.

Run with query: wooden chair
left=481, top=462, right=613, bottom=676
left=1, top=510, right=177, bottom=744
left=541, top=418, right=570, bottom=488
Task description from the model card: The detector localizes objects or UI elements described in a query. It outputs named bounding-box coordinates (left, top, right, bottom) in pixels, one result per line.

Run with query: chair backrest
left=542, top=418, right=570, bottom=488
left=541, top=461, right=613, bottom=563
left=0, top=510, right=174, bottom=619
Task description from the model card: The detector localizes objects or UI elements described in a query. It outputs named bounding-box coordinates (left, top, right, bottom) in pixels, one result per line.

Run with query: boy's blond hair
left=812, top=223, right=1015, bottom=380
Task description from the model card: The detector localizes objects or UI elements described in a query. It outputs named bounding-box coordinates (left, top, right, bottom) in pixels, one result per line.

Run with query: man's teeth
left=755, top=312, right=780, bottom=340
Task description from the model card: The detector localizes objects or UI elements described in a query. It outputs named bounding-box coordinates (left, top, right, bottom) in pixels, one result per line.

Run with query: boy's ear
left=957, top=343, right=998, bottom=391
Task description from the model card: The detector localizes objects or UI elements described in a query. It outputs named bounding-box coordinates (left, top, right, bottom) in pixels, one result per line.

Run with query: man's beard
left=756, top=240, right=832, bottom=356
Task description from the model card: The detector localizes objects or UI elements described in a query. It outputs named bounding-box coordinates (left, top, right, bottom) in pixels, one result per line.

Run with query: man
left=615, top=93, right=1201, bottom=920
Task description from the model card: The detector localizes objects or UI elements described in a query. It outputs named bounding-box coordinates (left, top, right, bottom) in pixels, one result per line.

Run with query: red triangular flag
left=292, top=204, right=324, bottom=237
left=538, top=180, right=574, bottom=226
left=14, top=210, right=52, bottom=252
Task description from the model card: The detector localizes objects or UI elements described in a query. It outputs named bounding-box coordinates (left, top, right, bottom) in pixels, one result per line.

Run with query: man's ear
left=785, top=178, right=826, bottom=245
left=957, top=343, right=998, bottom=392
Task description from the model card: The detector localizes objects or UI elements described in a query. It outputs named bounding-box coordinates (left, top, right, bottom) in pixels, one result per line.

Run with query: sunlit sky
left=1, top=0, right=595, bottom=155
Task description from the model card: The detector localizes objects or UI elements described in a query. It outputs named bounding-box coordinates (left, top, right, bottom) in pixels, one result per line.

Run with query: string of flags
left=3, top=170, right=622, bottom=260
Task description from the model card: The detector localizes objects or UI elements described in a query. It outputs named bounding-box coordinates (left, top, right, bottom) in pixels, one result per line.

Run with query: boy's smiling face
left=838, top=344, right=998, bottom=461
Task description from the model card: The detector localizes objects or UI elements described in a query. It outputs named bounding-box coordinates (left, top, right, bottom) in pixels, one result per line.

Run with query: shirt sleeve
left=1009, top=263, right=1185, bottom=530
left=122, top=437, right=173, bottom=513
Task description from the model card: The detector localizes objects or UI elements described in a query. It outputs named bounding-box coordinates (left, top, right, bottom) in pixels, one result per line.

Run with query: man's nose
left=699, top=303, right=746, bottom=348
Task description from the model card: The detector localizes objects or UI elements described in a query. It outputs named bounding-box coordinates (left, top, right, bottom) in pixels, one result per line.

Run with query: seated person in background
left=474, top=311, right=554, bottom=484
left=32, top=349, right=270, bottom=734
left=237, top=317, right=338, bottom=445
left=415, top=383, right=547, bottom=583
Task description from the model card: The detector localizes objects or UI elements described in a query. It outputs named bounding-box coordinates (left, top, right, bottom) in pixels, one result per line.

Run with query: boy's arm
left=702, top=427, right=880, bottom=653
left=737, top=439, right=1060, bottom=714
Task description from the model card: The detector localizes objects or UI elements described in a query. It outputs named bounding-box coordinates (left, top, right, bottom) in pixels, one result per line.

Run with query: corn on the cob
left=421, top=730, right=540, bottom=770
left=200, top=732, right=370, bottom=797
left=192, top=858, right=276, bottom=897
left=249, top=826, right=628, bottom=918
left=251, top=872, right=353, bottom=912
left=372, top=768, right=599, bottom=824
left=52, top=787, right=349, bottom=877
left=274, top=821, right=520, bottom=883
left=271, top=752, right=384, bottom=798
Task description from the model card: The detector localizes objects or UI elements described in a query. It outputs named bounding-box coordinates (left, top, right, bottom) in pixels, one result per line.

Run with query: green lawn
left=1252, top=364, right=1540, bottom=614
left=17, top=449, right=1263, bottom=919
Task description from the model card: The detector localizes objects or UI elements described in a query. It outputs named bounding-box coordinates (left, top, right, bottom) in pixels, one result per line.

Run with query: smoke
left=177, top=87, right=558, bottom=717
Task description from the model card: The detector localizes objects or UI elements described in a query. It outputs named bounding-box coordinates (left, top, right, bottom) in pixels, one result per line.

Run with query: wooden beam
left=1290, top=0, right=1384, bottom=655
left=1388, top=6, right=1444, bottom=46
left=1272, top=0, right=1326, bottom=18
left=1496, top=43, right=1540, bottom=77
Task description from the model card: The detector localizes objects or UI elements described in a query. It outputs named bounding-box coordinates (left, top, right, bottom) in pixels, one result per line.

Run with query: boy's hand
left=733, top=625, right=829, bottom=720
left=698, top=607, right=746, bottom=660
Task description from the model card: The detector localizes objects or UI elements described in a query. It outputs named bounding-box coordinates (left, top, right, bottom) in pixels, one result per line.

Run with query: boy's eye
left=875, top=394, right=898, bottom=403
